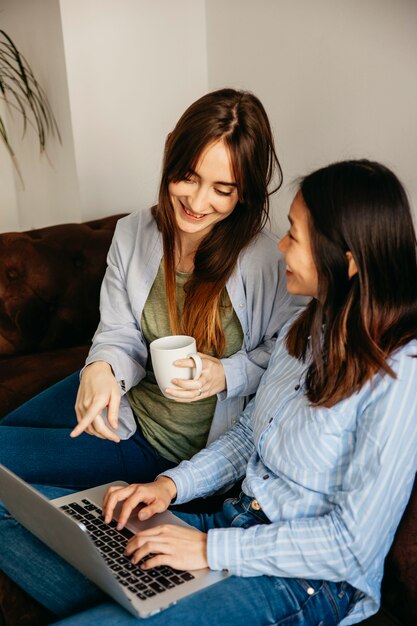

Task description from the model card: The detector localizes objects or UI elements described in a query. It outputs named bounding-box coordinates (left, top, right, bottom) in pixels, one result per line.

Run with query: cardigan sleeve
left=85, top=214, right=148, bottom=392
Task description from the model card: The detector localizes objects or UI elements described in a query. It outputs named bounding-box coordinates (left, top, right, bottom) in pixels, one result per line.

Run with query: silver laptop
left=0, top=464, right=229, bottom=618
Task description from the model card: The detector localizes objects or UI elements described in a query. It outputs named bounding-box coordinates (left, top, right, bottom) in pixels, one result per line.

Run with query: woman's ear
left=346, top=251, right=358, bottom=278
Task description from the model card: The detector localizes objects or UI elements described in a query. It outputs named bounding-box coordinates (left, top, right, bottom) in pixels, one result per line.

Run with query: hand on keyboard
left=125, top=523, right=209, bottom=572
left=61, top=499, right=196, bottom=601
left=102, top=476, right=177, bottom=528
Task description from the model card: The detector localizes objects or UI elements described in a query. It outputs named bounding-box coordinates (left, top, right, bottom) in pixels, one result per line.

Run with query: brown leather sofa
left=0, top=213, right=126, bottom=419
left=0, top=215, right=416, bottom=624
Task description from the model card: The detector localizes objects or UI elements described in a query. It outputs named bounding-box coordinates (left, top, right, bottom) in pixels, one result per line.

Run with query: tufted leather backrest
left=0, top=214, right=127, bottom=356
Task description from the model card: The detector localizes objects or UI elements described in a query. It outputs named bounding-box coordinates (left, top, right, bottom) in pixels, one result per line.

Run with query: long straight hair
left=286, top=160, right=417, bottom=407
left=152, top=88, right=282, bottom=355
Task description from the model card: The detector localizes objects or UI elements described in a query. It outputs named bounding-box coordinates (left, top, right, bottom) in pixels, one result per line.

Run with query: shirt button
left=231, top=419, right=238, bottom=425
left=307, top=587, right=315, bottom=595
left=251, top=499, right=262, bottom=511
left=268, top=417, right=273, bottom=424
left=262, top=474, right=269, bottom=480
left=238, top=303, right=244, bottom=309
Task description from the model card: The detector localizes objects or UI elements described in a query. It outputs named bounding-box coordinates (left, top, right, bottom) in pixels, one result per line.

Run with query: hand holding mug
left=150, top=336, right=202, bottom=400
left=168, top=354, right=227, bottom=402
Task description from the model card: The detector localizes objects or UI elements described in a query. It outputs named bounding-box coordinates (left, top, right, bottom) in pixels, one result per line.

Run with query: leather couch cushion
left=0, top=215, right=126, bottom=355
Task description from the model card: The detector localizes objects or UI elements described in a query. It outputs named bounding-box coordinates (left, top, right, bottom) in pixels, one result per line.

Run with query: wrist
left=86, top=360, right=112, bottom=370
left=83, top=361, right=114, bottom=377
left=155, top=475, right=177, bottom=502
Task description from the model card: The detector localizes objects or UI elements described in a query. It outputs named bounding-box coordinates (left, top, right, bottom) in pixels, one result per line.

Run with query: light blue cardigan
left=85, top=208, right=304, bottom=443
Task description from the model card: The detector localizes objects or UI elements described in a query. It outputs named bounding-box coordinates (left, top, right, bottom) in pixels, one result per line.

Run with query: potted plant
left=0, top=29, right=60, bottom=184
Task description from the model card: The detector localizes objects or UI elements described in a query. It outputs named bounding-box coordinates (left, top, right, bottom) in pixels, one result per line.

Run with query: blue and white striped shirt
left=163, top=320, right=417, bottom=624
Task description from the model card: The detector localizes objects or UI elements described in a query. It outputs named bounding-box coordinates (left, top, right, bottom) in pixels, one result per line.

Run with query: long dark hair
left=286, top=159, right=417, bottom=406
left=152, top=88, right=282, bottom=355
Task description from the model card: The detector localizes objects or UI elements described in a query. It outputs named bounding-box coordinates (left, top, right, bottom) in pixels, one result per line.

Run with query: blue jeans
left=0, top=372, right=176, bottom=488
left=0, top=488, right=356, bottom=625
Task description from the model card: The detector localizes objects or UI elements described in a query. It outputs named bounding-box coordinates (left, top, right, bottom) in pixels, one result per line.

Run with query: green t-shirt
left=126, top=262, right=243, bottom=463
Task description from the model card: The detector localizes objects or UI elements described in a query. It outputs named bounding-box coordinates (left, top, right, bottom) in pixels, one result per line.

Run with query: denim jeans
left=0, top=487, right=356, bottom=626
left=0, top=372, right=176, bottom=489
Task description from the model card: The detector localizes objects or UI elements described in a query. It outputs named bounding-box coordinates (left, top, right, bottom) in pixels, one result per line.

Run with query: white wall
left=0, top=0, right=81, bottom=231
left=206, top=0, right=417, bottom=235
left=1, top=0, right=416, bottom=235
left=60, top=0, right=208, bottom=220
left=0, top=102, right=19, bottom=231
left=0, top=0, right=207, bottom=230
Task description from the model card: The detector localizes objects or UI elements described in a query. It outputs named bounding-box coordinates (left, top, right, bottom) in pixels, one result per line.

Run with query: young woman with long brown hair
left=0, top=88, right=301, bottom=489
left=1, top=159, right=412, bottom=625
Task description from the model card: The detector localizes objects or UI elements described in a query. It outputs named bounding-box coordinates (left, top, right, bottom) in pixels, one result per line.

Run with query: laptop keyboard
left=60, top=498, right=195, bottom=601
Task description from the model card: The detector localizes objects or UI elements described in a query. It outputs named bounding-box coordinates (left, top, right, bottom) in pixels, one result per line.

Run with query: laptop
left=0, top=464, right=229, bottom=618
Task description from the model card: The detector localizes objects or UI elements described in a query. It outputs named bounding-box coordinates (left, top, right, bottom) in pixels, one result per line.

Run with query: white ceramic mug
left=150, top=335, right=202, bottom=398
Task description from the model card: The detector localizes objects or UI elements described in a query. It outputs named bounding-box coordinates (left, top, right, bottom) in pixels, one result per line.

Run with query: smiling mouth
left=180, top=202, right=207, bottom=221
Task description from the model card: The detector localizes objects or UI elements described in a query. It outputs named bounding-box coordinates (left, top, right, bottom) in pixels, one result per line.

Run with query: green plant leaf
left=0, top=28, right=61, bottom=182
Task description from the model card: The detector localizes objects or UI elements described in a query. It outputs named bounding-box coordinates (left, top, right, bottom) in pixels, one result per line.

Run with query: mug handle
left=187, top=353, right=203, bottom=379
